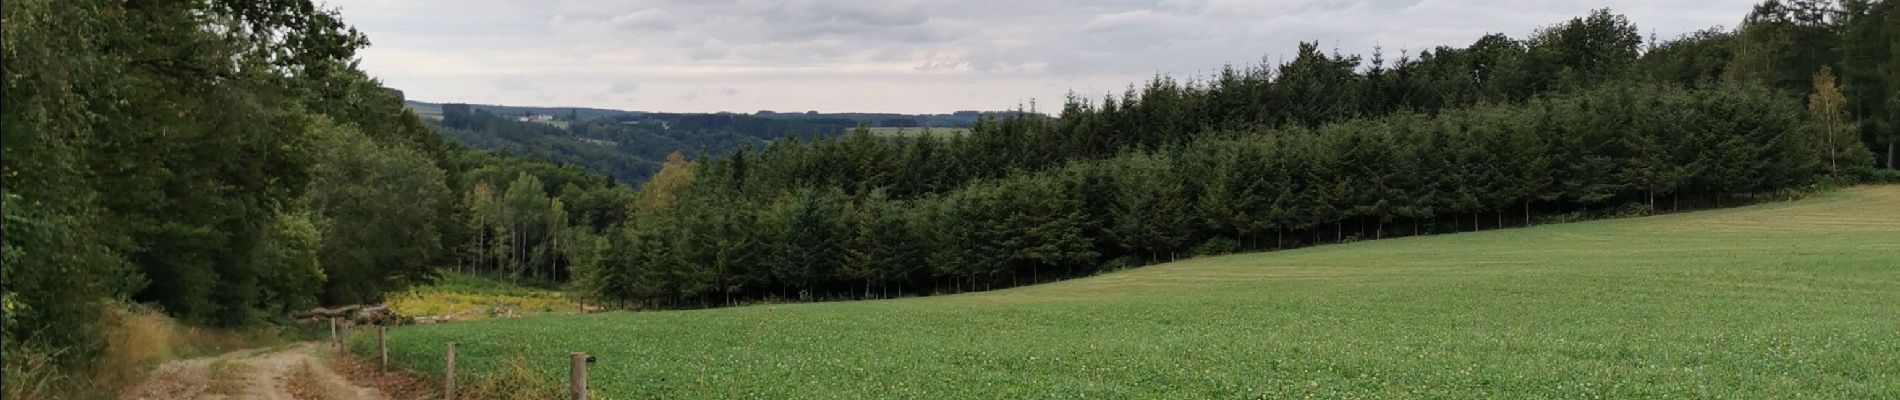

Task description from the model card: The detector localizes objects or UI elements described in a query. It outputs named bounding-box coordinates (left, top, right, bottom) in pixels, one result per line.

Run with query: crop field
left=367, top=186, right=1900, bottom=398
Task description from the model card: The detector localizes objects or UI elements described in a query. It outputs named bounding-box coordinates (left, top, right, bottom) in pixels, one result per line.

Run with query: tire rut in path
left=119, top=342, right=387, bottom=400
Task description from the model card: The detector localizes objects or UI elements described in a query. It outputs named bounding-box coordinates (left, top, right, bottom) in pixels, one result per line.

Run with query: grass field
left=368, top=186, right=1900, bottom=398
left=405, top=102, right=444, bottom=121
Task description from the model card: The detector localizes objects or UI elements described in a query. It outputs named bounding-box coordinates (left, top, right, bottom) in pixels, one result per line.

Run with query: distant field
left=866, top=126, right=971, bottom=137
left=406, top=102, right=444, bottom=121
left=368, top=186, right=1900, bottom=398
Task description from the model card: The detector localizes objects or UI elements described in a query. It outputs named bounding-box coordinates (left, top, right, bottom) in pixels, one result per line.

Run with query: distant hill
left=406, top=101, right=635, bottom=122
left=408, top=101, right=1037, bottom=186
left=405, top=100, right=1023, bottom=129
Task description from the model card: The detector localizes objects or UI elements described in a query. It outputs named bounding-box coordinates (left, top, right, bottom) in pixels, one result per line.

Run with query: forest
left=562, top=4, right=1897, bottom=307
left=1, top=0, right=1895, bottom=393
left=0, top=0, right=626, bottom=389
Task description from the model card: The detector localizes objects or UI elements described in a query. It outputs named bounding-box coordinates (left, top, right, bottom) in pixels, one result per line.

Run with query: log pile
left=294, top=303, right=398, bottom=325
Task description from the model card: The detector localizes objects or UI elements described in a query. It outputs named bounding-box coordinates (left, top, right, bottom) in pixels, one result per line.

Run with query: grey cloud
left=610, top=82, right=641, bottom=94
left=330, top=0, right=1764, bottom=113
left=495, top=76, right=532, bottom=91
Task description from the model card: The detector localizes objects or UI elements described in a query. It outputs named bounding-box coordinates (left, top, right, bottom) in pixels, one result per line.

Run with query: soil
left=119, top=342, right=433, bottom=400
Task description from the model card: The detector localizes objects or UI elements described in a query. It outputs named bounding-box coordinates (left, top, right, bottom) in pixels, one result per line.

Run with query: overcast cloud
left=325, top=0, right=1759, bottom=114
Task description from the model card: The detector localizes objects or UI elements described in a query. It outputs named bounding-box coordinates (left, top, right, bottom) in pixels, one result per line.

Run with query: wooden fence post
left=445, top=342, right=457, bottom=400
left=570, top=352, right=588, bottom=400
left=329, top=318, right=338, bottom=347
left=378, top=325, right=388, bottom=372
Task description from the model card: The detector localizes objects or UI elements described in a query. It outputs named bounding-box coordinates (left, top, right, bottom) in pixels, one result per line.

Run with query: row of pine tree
left=555, top=4, right=1895, bottom=307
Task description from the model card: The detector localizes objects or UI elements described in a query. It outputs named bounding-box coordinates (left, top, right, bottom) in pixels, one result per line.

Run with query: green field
left=406, top=102, right=445, bottom=121
left=369, top=186, right=1900, bottom=398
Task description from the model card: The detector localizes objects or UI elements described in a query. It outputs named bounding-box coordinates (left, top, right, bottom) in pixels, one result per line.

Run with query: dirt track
left=119, top=343, right=387, bottom=400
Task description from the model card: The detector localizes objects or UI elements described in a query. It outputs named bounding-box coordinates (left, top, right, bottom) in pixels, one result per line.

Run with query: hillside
left=370, top=186, right=1900, bottom=398
left=411, top=101, right=1012, bottom=185
left=405, top=100, right=1011, bottom=128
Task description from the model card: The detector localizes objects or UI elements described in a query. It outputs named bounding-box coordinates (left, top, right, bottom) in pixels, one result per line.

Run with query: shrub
left=1194, top=237, right=1240, bottom=256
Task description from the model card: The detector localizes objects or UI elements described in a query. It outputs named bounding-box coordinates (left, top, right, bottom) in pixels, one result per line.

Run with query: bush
left=1194, top=237, right=1240, bottom=256
left=1865, top=168, right=1900, bottom=184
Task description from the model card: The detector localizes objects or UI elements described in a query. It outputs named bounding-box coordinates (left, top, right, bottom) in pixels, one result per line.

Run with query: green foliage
left=306, top=118, right=453, bottom=304
left=583, top=81, right=1815, bottom=307
left=1641, top=28, right=1738, bottom=86
left=1806, top=67, right=1879, bottom=176
left=420, top=271, right=560, bottom=298
left=1527, top=9, right=1644, bottom=88
left=436, top=108, right=660, bottom=185
left=1721, top=0, right=1896, bottom=170
left=2, top=0, right=125, bottom=366
left=253, top=211, right=325, bottom=319
left=2, top=0, right=475, bottom=387
left=1726, top=0, right=1844, bottom=92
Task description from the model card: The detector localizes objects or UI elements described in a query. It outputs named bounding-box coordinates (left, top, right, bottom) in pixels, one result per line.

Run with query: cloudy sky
left=324, top=0, right=1760, bottom=114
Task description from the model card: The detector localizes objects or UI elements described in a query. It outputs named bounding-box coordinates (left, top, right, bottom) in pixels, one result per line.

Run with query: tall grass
left=2, top=304, right=288, bottom=399
left=2, top=348, right=64, bottom=400
left=388, top=272, right=575, bottom=320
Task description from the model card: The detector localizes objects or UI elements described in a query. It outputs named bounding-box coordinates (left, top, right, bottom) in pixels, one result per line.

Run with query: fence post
left=570, top=352, right=588, bottom=400
left=445, top=342, right=457, bottom=400
left=329, top=318, right=338, bottom=347
left=378, top=325, right=388, bottom=372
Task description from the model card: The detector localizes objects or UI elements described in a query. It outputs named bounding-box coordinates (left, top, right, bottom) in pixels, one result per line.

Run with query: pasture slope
left=373, top=186, right=1900, bottom=399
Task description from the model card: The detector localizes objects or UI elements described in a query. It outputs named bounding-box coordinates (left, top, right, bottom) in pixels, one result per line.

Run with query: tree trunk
left=1523, top=199, right=1531, bottom=227
left=511, top=228, right=520, bottom=277
left=1828, top=120, right=1838, bottom=173
left=1888, top=139, right=1895, bottom=170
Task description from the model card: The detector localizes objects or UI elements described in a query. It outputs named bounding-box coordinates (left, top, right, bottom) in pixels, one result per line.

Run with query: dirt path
left=119, top=343, right=388, bottom=400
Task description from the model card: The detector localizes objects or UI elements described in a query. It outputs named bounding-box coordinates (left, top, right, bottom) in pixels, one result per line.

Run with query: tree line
left=430, top=2, right=1898, bottom=310
left=569, top=3, right=1895, bottom=307
left=580, top=81, right=1833, bottom=307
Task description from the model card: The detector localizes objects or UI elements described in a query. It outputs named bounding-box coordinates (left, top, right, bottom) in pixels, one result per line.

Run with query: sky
left=324, top=0, right=1762, bottom=114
